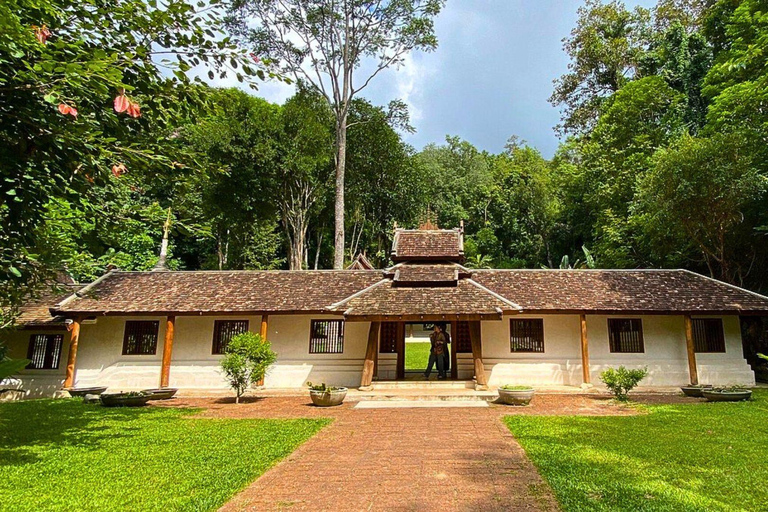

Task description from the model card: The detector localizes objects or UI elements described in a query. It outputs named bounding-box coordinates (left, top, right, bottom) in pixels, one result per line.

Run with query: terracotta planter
left=0, top=389, right=24, bottom=402
left=309, top=388, right=347, bottom=407
left=680, top=385, right=713, bottom=398
left=65, top=386, right=108, bottom=397
left=100, top=392, right=152, bottom=407
left=141, top=388, right=178, bottom=400
left=498, top=388, right=535, bottom=406
left=702, top=390, right=752, bottom=402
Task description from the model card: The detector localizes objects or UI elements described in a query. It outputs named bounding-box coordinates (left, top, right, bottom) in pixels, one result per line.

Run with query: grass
left=0, top=399, right=329, bottom=511
left=405, top=341, right=431, bottom=370
left=504, top=389, right=768, bottom=511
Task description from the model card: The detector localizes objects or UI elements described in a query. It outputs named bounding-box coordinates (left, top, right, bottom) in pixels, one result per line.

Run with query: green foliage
left=600, top=366, right=648, bottom=401
left=499, top=385, right=534, bottom=391
left=306, top=382, right=344, bottom=392
left=220, top=332, right=277, bottom=403
left=0, top=399, right=328, bottom=510
left=0, top=340, right=29, bottom=383
left=505, top=389, right=768, bottom=511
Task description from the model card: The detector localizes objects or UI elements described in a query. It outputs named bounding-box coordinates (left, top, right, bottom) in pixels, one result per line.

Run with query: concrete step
left=352, top=391, right=499, bottom=402
left=355, top=400, right=490, bottom=409
left=372, top=380, right=476, bottom=390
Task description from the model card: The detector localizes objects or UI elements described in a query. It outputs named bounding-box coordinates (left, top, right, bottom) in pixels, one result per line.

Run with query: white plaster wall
left=1, top=329, right=70, bottom=398
left=482, top=314, right=754, bottom=387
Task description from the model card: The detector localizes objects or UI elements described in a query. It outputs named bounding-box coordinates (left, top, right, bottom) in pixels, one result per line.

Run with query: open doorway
left=404, top=322, right=453, bottom=380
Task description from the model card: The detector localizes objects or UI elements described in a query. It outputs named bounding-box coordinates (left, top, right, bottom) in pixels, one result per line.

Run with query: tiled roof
left=392, top=264, right=461, bottom=285
left=472, top=269, right=768, bottom=313
left=328, top=278, right=520, bottom=319
left=391, top=229, right=464, bottom=262
left=346, top=254, right=376, bottom=270
left=15, top=284, right=81, bottom=328
left=52, top=271, right=382, bottom=315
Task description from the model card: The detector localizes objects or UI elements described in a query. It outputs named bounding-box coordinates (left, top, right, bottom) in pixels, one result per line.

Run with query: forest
left=2, top=0, right=768, bottom=325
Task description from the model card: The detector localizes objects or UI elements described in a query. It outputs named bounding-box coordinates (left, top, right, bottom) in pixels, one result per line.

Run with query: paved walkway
left=162, top=394, right=671, bottom=512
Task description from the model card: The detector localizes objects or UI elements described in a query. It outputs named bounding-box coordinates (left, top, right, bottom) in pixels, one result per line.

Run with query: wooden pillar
left=360, top=322, right=380, bottom=389
left=580, top=314, right=591, bottom=385
left=684, top=314, right=699, bottom=385
left=256, top=315, right=269, bottom=386
left=160, top=316, right=175, bottom=388
left=63, top=317, right=81, bottom=389
left=469, top=321, right=487, bottom=389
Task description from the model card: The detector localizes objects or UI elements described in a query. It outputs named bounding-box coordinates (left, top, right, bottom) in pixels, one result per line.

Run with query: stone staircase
left=351, top=380, right=498, bottom=402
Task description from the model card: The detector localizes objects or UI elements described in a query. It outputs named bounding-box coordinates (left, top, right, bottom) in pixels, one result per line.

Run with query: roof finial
left=419, top=205, right=438, bottom=230
left=152, top=207, right=172, bottom=271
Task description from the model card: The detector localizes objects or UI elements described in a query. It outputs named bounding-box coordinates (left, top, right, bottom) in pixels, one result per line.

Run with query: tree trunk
left=333, top=117, right=348, bottom=269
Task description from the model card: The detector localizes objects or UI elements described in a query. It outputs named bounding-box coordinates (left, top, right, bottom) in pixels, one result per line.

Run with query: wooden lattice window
left=608, top=319, right=644, bottom=353
left=510, top=319, right=545, bottom=353
left=693, top=318, right=725, bottom=353
left=212, top=320, right=250, bottom=354
left=309, top=320, right=344, bottom=354
left=454, top=321, right=472, bottom=353
left=26, top=334, right=63, bottom=370
left=379, top=322, right=398, bottom=353
left=122, top=320, right=159, bottom=355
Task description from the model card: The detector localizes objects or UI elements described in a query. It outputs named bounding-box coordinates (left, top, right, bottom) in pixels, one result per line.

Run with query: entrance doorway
left=404, top=323, right=451, bottom=379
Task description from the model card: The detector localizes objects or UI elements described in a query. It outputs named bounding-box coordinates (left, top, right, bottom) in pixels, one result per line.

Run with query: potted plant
left=680, top=384, right=713, bottom=397
left=141, top=388, right=179, bottom=400
left=308, top=382, right=347, bottom=407
left=220, top=332, right=277, bottom=403
left=497, top=385, right=535, bottom=406
left=701, top=386, right=752, bottom=402
left=100, top=391, right=152, bottom=407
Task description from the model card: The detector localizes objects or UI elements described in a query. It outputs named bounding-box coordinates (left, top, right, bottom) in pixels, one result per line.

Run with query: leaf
left=8, top=266, right=21, bottom=277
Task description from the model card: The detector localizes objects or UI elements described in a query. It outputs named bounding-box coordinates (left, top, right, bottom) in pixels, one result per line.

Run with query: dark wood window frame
left=122, top=320, right=160, bottom=355
left=692, top=318, right=726, bottom=353
left=26, top=333, right=64, bottom=370
left=607, top=318, right=645, bottom=353
left=212, top=320, right=250, bottom=355
left=454, top=321, right=473, bottom=353
left=379, top=322, right=398, bottom=353
left=309, top=320, right=345, bottom=354
left=509, top=319, right=545, bottom=353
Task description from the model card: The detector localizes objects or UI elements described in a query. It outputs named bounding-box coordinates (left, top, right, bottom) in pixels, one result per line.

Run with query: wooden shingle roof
left=391, top=228, right=464, bottom=262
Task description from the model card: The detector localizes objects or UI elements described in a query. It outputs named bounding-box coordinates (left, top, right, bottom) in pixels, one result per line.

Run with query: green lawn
left=505, top=389, right=768, bottom=511
left=405, top=341, right=431, bottom=370
left=0, top=399, right=329, bottom=511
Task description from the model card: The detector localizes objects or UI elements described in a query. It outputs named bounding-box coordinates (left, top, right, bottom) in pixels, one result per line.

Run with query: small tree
left=220, top=332, right=276, bottom=403
left=600, top=366, right=648, bottom=401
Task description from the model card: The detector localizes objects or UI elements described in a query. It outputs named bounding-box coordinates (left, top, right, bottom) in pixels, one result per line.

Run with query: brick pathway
left=159, top=394, right=669, bottom=512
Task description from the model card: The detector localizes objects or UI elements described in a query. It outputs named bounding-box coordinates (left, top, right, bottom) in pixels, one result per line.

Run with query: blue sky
left=239, top=0, right=657, bottom=158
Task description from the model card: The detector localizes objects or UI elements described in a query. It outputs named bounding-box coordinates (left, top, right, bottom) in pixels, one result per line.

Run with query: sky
left=223, top=0, right=657, bottom=158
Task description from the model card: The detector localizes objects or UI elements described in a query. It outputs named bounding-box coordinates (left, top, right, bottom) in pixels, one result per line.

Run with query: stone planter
left=680, top=385, right=713, bottom=398
left=141, top=388, right=178, bottom=400
left=702, top=389, right=752, bottom=402
left=498, top=387, right=535, bottom=406
left=100, top=392, right=152, bottom=407
left=0, top=389, right=25, bottom=402
left=65, top=386, right=108, bottom=397
left=309, top=387, right=347, bottom=407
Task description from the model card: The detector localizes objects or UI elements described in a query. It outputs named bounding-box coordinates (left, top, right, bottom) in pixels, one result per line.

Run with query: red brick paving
left=157, top=394, right=679, bottom=511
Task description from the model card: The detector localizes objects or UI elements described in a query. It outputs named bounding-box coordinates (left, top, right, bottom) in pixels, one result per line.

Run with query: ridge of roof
left=465, top=278, right=523, bottom=311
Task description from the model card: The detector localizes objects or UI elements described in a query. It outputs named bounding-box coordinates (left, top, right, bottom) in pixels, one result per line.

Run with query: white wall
left=2, top=329, right=71, bottom=398
left=482, top=314, right=755, bottom=387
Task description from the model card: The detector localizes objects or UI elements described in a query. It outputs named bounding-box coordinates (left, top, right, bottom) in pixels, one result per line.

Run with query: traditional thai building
left=4, top=226, right=767, bottom=397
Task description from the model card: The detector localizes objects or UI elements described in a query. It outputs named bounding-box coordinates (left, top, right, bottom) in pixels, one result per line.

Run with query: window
left=212, top=320, right=249, bottom=354
left=309, top=320, right=344, bottom=354
left=26, top=334, right=63, bottom=370
left=608, top=319, right=644, bottom=353
left=454, top=321, right=473, bottom=353
left=693, top=318, right=726, bottom=353
left=379, top=322, right=398, bottom=353
left=122, top=321, right=159, bottom=355
left=509, top=319, right=545, bottom=352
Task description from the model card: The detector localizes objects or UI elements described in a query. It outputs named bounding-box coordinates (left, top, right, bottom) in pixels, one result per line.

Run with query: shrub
left=220, top=332, right=276, bottom=403
left=600, top=366, right=648, bottom=401
left=500, top=385, right=534, bottom=391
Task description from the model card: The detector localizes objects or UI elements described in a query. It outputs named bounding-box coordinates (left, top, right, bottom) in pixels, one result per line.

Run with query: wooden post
left=360, top=322, right=380, bottom=389
left=580, top=314, right=591, bottom=386
left=684, top=314, right=699, bottom=385
left=469, top=321, right=487, bottom=389
left=257, top=315, right=269, bottom=386
left=160, top=316, right=175, bottom=388
left=63, top=317, right=81, bottom=389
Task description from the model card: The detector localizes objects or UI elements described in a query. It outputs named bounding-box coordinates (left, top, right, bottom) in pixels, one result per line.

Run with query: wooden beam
left=160, top=316, right=175, bottom=388
left=684, top=314, right=699, bottom=385
left=256, top=315, right=269, bottom=386
left=469, top=321, right=487, bottom=389
left=63, top=317, right=81, bottom=389
left=580, top=314, right=591, bottom=385
left=360, top=322, right=380, bottom=389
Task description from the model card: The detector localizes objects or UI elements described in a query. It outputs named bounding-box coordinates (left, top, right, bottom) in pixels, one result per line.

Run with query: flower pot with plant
left=702, top=386, right=752, bottom=402
left=680, top=384, right=713, bottom=397
left=308, top=382, right=347, bottom=407
left=497, top=385, right=535, bottom=406
left=100, top=391, right=152, bottom=407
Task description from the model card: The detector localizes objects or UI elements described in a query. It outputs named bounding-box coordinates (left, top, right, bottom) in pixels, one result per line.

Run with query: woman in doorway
left=440, top=323, right=451, bottom=377
left=424, top=324, right=448, bottom=379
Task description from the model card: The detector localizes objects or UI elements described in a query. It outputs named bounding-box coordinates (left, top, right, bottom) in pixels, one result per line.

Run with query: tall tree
left=226, top=0, right=444, bottom=268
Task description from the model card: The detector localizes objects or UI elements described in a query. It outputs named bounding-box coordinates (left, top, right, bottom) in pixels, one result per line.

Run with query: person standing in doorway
left=424, top=324, right=447, bottom=379
left=441, top=323, right=451, bottom=377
